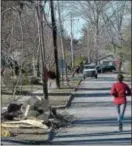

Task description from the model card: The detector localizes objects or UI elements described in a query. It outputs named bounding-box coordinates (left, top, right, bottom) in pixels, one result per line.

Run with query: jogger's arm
left=126, top=85, right=131, bottom=96
left=111, top=84, right=118, bottom=97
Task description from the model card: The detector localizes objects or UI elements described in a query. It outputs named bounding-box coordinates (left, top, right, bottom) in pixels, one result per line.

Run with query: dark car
left=97, top=65, right=116, bottom=73
left=103, top=65, right=116, bottom=72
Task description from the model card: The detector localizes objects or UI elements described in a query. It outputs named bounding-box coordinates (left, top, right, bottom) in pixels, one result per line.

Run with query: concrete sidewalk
left=51, top=73, right=131, bottom=145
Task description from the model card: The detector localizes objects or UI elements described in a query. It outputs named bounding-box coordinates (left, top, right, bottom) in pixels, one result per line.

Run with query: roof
left=97, top=54, right=114, bottom=61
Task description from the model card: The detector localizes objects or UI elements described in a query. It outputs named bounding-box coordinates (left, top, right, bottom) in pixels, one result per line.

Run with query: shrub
left=29, top=76, right=40, bottom=85
left=21, top=75, right=29, bottom=85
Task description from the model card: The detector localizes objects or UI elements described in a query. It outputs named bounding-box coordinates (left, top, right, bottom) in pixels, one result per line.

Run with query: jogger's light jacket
left=111, top=81, right=131, bottom=105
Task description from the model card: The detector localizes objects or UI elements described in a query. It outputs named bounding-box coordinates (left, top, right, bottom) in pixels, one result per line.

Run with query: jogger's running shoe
left=119, top=123, right=123, bottom=131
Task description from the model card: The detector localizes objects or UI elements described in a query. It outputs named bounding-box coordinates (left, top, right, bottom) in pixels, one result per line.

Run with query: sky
left=44, top=1, right=130, bottom=40
left=63, top=17, right=86, bottom=40
left=44, top=1, right=86, bottom=40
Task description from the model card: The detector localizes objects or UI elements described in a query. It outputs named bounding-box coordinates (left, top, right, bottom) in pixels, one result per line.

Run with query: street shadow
left=48, top=93, right=70, bottom=96
left=60, top=87, right=75, bottom=90
left=56, top=130, right=131, bottom=138
left=52, top=117, right=131, bottom=145
left=71, top=101, right=131, bottom=108
left=97, top=76, right=116, bottom=81
left=74, top=92, right=110, bottom=97
left=52, top=137, right=131, bottom=145
left=72, top=117, right=131, bottom=126
left=71, top=101, right=113, bottom=107
left=76, top=87, right=111, bottom=91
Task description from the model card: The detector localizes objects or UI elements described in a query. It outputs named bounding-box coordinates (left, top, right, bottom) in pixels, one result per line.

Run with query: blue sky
left=44, top=1, right=86, bottom=40
left=63, top=17, right=86, bottom=39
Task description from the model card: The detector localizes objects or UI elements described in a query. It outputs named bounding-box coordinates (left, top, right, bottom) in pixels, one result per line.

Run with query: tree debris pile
left=2, top=103, right=75, bottom=129
left=1, top=103, right=23, bottom=121
left=45, top=107, right=75, bottom=129
left=1, top=98, right=75, bottom=141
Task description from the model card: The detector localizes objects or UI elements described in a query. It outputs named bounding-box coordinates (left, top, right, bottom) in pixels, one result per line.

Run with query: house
left=97, top=54, right=116, bottom=66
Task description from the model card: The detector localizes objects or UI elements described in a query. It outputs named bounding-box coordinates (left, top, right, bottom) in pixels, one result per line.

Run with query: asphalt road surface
left=52, top=73, right=131, bottom=145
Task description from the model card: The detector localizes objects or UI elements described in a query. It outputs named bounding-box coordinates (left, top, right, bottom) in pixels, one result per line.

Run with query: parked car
left=108, top=65, right=116, bottom=72
left=97, top=65, right=104, bottom=73
left=97, top=65, right=116, bottom=73
left=83, top=64, right=98, bottom=79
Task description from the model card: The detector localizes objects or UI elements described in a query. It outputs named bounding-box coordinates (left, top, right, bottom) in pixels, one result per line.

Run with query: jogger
left=111, top=74, right=131, bottom=131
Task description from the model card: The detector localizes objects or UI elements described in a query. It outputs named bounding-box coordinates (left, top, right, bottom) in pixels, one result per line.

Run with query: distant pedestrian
left=67, top=66, right=71, bottom=72
left=72, top=66, right=80, bottom=77
left=111, top=74, right=131, bottom=131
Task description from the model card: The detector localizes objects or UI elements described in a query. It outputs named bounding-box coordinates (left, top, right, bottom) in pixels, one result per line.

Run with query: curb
left=66, top=94, right=74, bottom=108
left=47, top=128, right=55, bottom=142
left=66, top=78, right=82, bottom=108
left=48, top=78, right=82, bottom=143
left=53, top=78, right=82, bottom=109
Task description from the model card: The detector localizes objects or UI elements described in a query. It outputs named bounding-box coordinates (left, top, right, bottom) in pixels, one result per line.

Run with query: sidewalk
left=51, top=74, right=131, bottom=145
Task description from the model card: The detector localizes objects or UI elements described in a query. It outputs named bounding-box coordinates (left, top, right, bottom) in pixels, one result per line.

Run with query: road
left=52, top=73, right=131, bottom=145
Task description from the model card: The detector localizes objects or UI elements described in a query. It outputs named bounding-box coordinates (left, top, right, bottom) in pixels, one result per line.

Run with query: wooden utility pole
left=70, top=13, right=74, bottom=68
left=57, top=0, right=68, bottom=82
left=37, top=1, right=48, bottom=99
left=50, top=0, right=60, bottom=88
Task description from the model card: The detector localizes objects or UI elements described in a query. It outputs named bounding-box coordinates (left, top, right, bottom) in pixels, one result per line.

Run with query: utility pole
left=70, top=13, right=74, bottom=69
left=50, top=0, right=60, bottom=88
left=57, top=0, right=68, bottom=82
left=37, top=1, right=48, bottom=99
left=87, top=29, right=90, bottom=63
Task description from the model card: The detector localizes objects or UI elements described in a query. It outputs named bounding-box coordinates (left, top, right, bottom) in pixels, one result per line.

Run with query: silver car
left=83, top=64, right=98, bottom=79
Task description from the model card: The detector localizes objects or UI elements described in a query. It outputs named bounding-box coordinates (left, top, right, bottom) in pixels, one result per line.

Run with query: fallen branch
left=2, top=119, right=48, bottom=129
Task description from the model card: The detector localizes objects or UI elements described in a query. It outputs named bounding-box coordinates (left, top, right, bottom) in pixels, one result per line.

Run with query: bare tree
left=102, top=1, right=129, bottom=72
left=67, top=1, right=111, bottom=64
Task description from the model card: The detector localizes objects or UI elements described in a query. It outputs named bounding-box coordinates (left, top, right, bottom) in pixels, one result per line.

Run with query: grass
left=123, top=73, right=131, bottom=81
left=1, top=77, right=81, bottom=108
left=123, top=74, right=131, bottom=78
left=1, top=95, right=15, bottom=106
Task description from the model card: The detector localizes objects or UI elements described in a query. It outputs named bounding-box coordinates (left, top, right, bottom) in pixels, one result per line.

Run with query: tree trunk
left=37, top=1, right=48, bottom=99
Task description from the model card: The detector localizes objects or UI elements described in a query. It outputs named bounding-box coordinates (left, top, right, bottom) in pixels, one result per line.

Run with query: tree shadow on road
left=53, top=117, right=131, bottom=145
left=52, top=137, right=131, bottom=145
left=97, top=76, right=116, bottom=81
left=72, top=117, right=131, bottom=126
left=76, top=87, right=111, bottom=91
left=74, top=92, right=111, bottom=97
left=56, top=130, right=131, bottom=138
